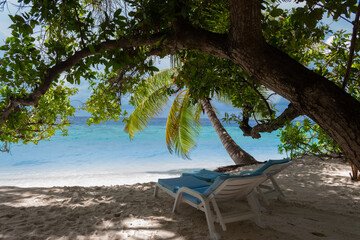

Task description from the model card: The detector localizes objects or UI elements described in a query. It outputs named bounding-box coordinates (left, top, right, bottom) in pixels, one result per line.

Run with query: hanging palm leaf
left=166, top=90, right=201, bottom=159
left=124, top=69, right=176, bottom=139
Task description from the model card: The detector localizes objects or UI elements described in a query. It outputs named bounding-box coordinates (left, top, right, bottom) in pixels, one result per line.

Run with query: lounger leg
left=252, top=189, right=267, bottom=213
left=154, top=184, right=159, bottom=198
left=172, top=192, right=183, bottom=213
left=256, top=185, right=270, bottom=206
left=269, top=176, right=286, bottom=202
left=211, top=199, right=226, bottom=231
left=247, top=192, right=266, bottom=228
left=203, top=200, right=220, bottom=240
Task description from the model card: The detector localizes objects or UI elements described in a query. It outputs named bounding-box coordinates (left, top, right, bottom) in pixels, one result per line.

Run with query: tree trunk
left=226, top=0, right=360, bottom=170
left=171, top=2, right=360, bottom=169
left=200, top=98, right=258, bottom=165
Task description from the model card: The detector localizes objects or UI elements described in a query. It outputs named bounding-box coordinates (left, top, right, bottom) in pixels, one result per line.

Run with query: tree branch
left=0, top=141, right=9, bottom=153
left=1, top=35, right=165, bottom=122
left=75, top=6, right=86, bottom=48
left=228, top=0, right=263, bottom=47
left=240, top=103, right=301, bottom=139
left=314, top=2, right=353, bottom=25
left=342, top=2, right=360, bottom=89
left=1, top=20, right=229, bottom=122
left=245, top=80, right=274, bottom=116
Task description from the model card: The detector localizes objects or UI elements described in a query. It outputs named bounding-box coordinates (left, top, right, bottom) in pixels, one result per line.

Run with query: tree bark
left=241, top=103, right=302, bottom=138
left=200, top=98, right=258, bottom=165
left=226, top=0, right=360, bottom=170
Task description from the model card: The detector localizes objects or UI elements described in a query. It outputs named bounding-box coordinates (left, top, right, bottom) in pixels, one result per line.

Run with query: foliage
left=267, top=0, right=360, bottom=164
left=165, top=89, right=202, bottom=158
left=124, top=68, right=202, bottom=159
left=278, top=118, right=342, bottom=159
left=0, top=0, right=359, bottom=164
left=124, top=68, right=175, bottom=139
left=0, top=0, right=161, bottom=149
left=174, top=50, right=277, bottom=128
left=0, top=85, right=77, bottom=145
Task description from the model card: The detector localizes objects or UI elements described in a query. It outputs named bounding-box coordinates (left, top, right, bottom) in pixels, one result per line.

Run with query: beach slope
left=0, top=156, right=359, bottom=240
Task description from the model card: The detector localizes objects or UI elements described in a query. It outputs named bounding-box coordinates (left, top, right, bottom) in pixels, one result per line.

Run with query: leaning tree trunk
left=225, top=0, right=360, bottom=170
left=200, top=98, right=258, bottom=165
left=173, top=1, right=360, bottom=169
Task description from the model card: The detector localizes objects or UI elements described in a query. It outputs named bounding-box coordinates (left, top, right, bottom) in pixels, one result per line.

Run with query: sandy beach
left=1, top=156, right=359, bottom=240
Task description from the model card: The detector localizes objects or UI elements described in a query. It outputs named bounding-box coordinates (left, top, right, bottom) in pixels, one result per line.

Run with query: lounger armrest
left=239, top=171, right=253, bottom=176
left=176, top=187, right=207, bottom=202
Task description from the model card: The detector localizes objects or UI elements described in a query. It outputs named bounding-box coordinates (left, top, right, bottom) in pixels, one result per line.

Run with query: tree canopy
left=0, top=0, right=360, bottom=170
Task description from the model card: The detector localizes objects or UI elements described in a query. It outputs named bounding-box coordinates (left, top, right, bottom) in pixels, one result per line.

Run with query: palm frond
left=165, top=90, right=184, bottom=153
left=124, top=68, right=177, bottom=139
left=214, top=91, right=233, bottom=105
left=194, top=101, right=203, bottom=122
left=170, top=54, right=183, bottom=68
left=166, top=90, right=201, bottom=159
left=132, top=68, right=177, bottom=106
left=125, top=86, right=172, bottom=139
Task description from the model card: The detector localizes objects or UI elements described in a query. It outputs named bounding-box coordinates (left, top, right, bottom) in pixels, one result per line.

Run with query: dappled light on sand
left=0, top=156, right=360, bottom=239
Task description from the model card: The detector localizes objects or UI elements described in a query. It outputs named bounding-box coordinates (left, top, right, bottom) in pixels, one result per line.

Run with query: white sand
left=0, top=156, right=359, bottom=239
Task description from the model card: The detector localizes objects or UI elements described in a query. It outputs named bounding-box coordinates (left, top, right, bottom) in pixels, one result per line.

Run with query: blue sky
left=0, top=1, right=354, bottom=118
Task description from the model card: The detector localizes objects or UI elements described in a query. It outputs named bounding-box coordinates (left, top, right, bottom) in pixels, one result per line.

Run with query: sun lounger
left=182, top=159, right=292, bottom=205
left=154, top=174, right=267, bottom=240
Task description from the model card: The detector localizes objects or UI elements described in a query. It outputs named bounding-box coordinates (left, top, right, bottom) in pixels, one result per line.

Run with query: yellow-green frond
left=165, top=90, right=184, bottom=153
left=166, top=90, right=201, bottom=159
left=214, top=91, right=233, bottom=105
left=194, top=102, right=203, bottom=122
left=124, top=85, right=172, bottom=139
left=125, top=68, right=178, bottom=139
left=170, top=54, right=183, bottom=68
left=132, top=68, right=177, bottom=106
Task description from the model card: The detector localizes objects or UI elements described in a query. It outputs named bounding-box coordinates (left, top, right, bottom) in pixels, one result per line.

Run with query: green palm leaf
left=166, top=90, right=201, bottom=159
left=131, top=68, right=176, bottom=106
left=124, top=69, right=176, bottom=139
left=214, top=91, right=233, bottom=105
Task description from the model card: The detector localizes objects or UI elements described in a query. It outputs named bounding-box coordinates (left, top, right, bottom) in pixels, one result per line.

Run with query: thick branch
left=1, top=22, right=228, bottom=122
left=173, top=18, right=229, bottom=58
left=229, top=0, right=263, bottom=48
left=240, top=103, right=301, bottom=139
left=342, top=2, right=360, bottom=89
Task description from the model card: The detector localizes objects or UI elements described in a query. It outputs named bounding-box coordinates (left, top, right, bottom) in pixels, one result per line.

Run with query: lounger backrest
left=253, top=159, right=291, bottom=176
left=204, top=174, right=267, bottom=201
left=262, top=161, right=292, bottom=176
left=182, top=169, right=227, bottom=182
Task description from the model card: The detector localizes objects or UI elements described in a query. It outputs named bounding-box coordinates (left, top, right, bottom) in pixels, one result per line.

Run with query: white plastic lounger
left=182, top=159, right=292, bottom=205
left=154, top=174, right=267, bottom=240
left=246, top=160, right=292, bottom=205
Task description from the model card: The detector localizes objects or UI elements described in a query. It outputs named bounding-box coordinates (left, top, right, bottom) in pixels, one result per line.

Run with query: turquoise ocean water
left=0, top=117, right=286, bottom=187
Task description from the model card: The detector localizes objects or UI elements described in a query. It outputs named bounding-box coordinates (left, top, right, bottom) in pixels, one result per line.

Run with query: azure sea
left=0, top=117, right=286, bottom=187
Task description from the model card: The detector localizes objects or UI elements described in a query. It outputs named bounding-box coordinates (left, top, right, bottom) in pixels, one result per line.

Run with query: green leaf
left=88, top=45, right=96, bottom=54
left=270, top=8, right=283, bottom=17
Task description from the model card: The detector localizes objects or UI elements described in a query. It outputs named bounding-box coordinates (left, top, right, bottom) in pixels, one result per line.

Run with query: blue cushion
left=182, top=169, right=227, bottom=182
left=182, top=186, right=209, bottom=204
left=158, top=176, right=210, bottom=193
left=253, top=158, right=290, bottom=175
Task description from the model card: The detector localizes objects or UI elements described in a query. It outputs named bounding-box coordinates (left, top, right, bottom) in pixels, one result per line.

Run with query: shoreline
left=1, top=156, right=359, bottom=239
